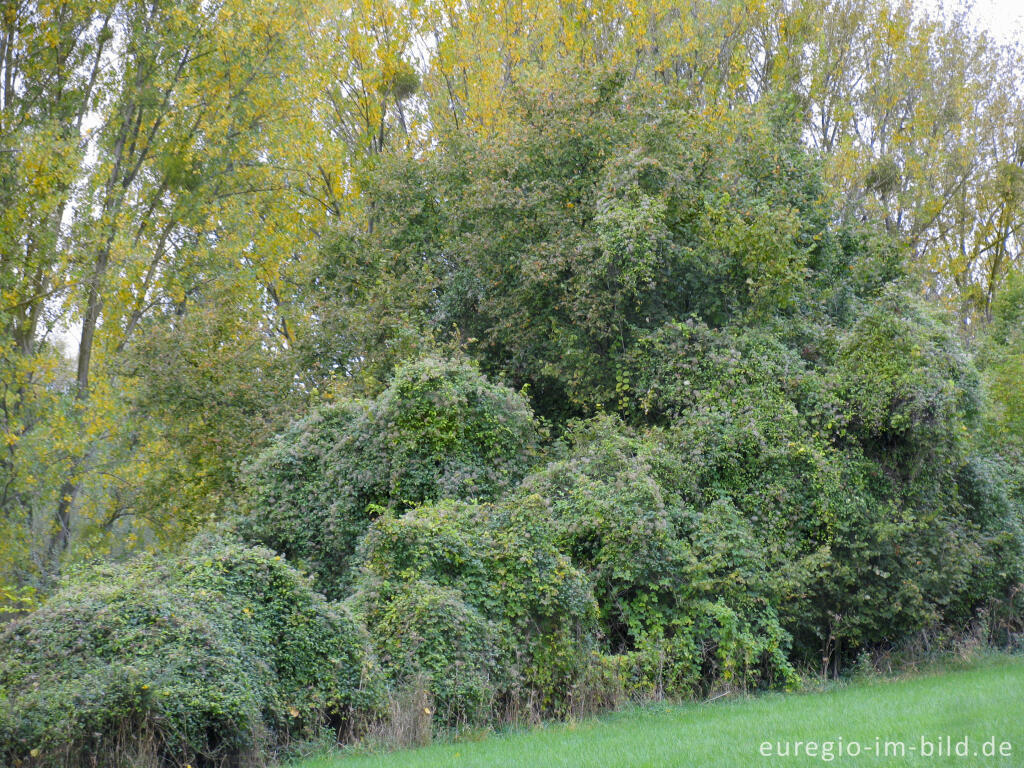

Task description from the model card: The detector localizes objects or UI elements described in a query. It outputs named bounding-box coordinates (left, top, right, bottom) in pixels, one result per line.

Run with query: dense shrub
left=519, top=417, right=796, bottom=696
left=833, top=289, right=980, bottom=467
left=4, top=59, right=1023, bottom=768
left=368, top=581, right=501, bottom=724
left=950, top=456, right=1024, bottom=624
left=239, top=400, right=381, bottom=595
left=259, top=72, right=1020, bottom=694
left=0, top=535, right=380, bottom=768
left=375, top=357, right=541, bottom=502
left=623, top=318, right=836, bottom=428
left=240, top=357, right=540, bottom=596
left=351, top=499, right=597, bottom=722
left=978, top=274, right=1024, bottom=471
left=617, top=309, right=1023, bottom=669
left=232, top=73, right=1023, bottom=737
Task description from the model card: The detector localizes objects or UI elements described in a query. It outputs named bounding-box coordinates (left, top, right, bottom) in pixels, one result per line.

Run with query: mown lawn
left=292, top=655, right=1024, bottom=767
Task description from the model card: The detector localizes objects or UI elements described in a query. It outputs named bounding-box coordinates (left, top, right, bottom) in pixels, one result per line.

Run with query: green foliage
left=240, top=70, right=1023, bottom=712
left=240, top=399, right=380, bottom=596
left=375, top=357, right=541, bottom=504
left=365, top=581, right=501, bottom=724
left=952, top=457, right=1024, bottom=627
left=4, top=4, right=1024, bottom=764
left=351, top=499, right=597, bottom=722
left=978, top=274, right=1024, bottom=471
left=834, top=289, right=980, bottom=460
left=123, top=296, right=302, bottom=527
left=616, top=305, right=1022, bottom=667
left=623, top=318, right=826, bottom=426
left=240, top=357, right=540, bottom=597
left=319, top=75, right=901, bottom=423
left=0, top=535, right=381, bottom=767
left=519, top=416, right=796, bottom=695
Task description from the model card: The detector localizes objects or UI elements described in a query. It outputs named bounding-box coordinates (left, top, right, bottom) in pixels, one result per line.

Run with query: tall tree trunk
left=46, top=242, right=110, bottom=573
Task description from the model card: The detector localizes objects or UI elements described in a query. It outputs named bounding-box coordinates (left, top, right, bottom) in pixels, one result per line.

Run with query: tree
left=314, top=74, right=857, bottom=420
left=414, top=0, right=1024, bottom=325
left=1, top=0, right=307, bottom=589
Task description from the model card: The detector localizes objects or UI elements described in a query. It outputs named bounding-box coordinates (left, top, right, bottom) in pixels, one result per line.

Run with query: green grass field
left=292, top=655, right=1024, bottom=768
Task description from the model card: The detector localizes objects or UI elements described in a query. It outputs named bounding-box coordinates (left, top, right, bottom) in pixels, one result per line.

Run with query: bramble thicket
left=2, top=0, right=1024, bottom=765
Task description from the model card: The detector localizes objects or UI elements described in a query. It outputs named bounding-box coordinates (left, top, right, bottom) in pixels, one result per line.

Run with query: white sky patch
left=972, top=0, right=1024, bottom=43
left=925, top=0, right=1024, bottom=44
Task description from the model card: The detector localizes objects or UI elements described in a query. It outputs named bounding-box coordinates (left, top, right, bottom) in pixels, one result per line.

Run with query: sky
left=936, top=0, right=1024, bottom=44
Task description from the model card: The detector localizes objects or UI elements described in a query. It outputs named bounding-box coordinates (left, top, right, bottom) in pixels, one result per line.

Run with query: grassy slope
left=294, top=655, right=1024, bottom=768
